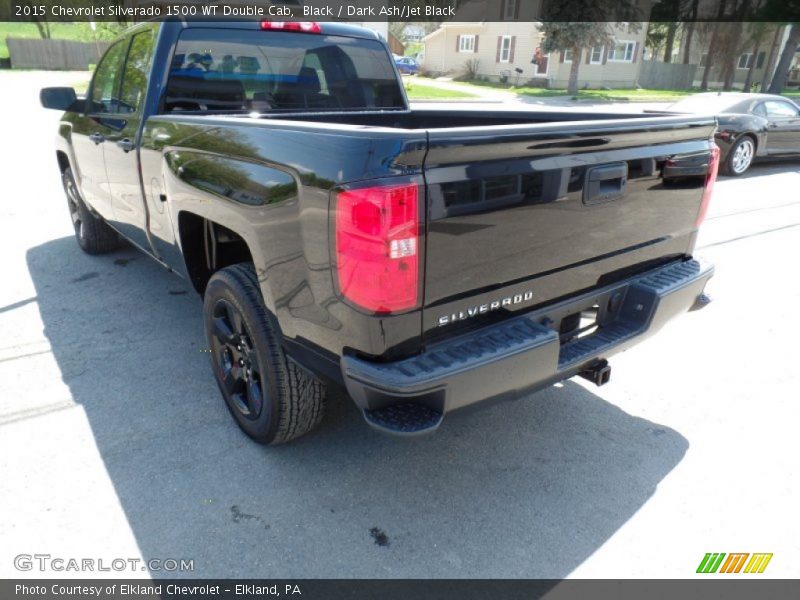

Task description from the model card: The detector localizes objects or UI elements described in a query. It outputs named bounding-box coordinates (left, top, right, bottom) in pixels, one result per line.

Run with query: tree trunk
left=683, top=22, right=696, bottom=64
left=701, top=0, right=730, bottom=89
left=720, top=22, right=743, bottom=91
left=722, top=61, right=735, bottom=90
left=567, top=46, right=582, bottom=95
left=768, top=24, right=800, bottom=93
left=701, top=24, right=722, bottom=90
left=683, top=0, right=700, bottom=64
left=33, top=20, right=51, bottom=40
left=742, top=41, right=760, bottom=91
left=663, top=22, right=678, bottom=63
left=761, top=26, right=784, bottom=91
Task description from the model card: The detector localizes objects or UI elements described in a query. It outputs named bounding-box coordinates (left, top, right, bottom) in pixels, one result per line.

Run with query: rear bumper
left=341, top=258, right=713, bottom=434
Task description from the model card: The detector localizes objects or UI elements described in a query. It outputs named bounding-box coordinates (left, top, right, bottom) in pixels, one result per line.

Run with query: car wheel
left=204, top=263, right=326, bottom=445
left=62, top=167, right=122, bottom=254
left=723, top=136, right=755, bottom=176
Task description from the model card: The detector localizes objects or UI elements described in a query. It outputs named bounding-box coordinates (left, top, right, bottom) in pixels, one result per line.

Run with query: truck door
left=71, top=40, right=128, bottom=219
left=104, top=28, right=157, bottom=253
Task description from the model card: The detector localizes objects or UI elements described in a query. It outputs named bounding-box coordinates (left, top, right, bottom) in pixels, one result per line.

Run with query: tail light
left=335, top=183, right=420, bottom=313
left=695, top=144, right=720, bottom=228
left=260, top=21, right=322, bottom=34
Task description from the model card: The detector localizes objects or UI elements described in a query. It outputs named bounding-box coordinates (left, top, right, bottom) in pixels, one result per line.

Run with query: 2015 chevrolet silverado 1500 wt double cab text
left=40, top=19, right=717, bottom=444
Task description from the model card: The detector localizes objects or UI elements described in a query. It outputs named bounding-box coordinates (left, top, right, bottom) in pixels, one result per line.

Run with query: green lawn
left=0, top=23, right=96, bottom=58
left=404, top=79, right=478, bottom=100
left=459, top=79, right=697, bottom=102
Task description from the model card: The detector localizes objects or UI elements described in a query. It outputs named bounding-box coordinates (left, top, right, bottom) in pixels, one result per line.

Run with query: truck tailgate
left=421, top=116, right=716, bottom=334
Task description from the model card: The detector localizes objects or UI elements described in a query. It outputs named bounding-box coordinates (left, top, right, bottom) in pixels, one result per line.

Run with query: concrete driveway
left=0, top=70, right=798, bottom=579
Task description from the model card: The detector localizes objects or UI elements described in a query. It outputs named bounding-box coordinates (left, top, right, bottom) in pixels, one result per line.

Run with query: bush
left=459, top=58, right=480, bottom=81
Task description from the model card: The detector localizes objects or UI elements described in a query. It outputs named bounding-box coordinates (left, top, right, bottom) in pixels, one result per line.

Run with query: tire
left=204, top=263, right=326, bottom=445
left=722, top=136, right=755, bottom=176
left=62, top=167, right=122, bottom=254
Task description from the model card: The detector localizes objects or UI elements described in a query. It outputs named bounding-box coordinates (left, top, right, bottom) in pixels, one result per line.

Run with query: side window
left=765, top=101, right=799, bottom=118
left=301, top=52, right=329, bottom=95
left=119, top=31, right=155, bottom=114
left=753, top=103, right=767, bottom=117
left=90, top=41, right=127, bottom=114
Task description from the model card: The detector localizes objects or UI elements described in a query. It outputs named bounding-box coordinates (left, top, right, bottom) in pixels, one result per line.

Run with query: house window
left=737, top=53, right=753, bottom=69
left=503, top=0, right=517, bottom=20
left=563, top=49, right=573, bottom=63
left=500, top=36, right=512, bottom=63
left=459, top=35, right=476, bottom=53
left=590, top=45, right=604, bottom=64
left=608, top=41, right=635, bottom=62
left=700, top=53, right=708, bottom=67
left=756, top=51, right=766, bottom=69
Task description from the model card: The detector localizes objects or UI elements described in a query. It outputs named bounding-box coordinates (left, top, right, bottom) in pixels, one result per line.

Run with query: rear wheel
left=62, top=167, right=122, bottom=254
left=722, top=136, right=755, bottom=176
left=204, top=263, right=326, bottom=444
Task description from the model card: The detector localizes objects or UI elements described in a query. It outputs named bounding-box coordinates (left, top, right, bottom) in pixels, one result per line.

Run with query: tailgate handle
left=584, top=163, right=628, bottom=205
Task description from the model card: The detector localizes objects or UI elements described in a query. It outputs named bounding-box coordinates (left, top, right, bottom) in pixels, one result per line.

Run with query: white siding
left=424, top=22, right=648, bottom=88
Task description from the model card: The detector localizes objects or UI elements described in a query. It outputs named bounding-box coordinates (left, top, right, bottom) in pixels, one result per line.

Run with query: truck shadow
left=26, top=236, right=688, bottom=579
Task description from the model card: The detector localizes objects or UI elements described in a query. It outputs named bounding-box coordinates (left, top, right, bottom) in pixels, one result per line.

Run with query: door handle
left=89, top=132, right=105, bottom=145
left=116, top=139, right=135, bottom=153
left=583, top=162, right=628, bottom=205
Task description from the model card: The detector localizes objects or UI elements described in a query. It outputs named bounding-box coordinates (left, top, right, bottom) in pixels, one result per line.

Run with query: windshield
left=164, top=29, right=405, bottom=113
left=668, top=95, right=745, bottom=114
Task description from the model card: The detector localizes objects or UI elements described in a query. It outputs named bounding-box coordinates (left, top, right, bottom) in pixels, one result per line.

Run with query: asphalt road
left=1, top=71, right=798, bottom=580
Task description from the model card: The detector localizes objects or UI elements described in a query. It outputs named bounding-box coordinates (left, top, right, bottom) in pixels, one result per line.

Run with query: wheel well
left=56, top=151, right=70, bottom=173
left=178, top=212, right=254, bottom=295
left=740, top=132, right=758, bottom=151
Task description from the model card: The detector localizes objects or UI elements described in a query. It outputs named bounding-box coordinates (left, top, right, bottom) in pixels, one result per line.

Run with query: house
left=402, top=25, right=426, bottom=43
left=422, top=20, right=648, bottom=88
left=420, top=1, right=649, bottom=88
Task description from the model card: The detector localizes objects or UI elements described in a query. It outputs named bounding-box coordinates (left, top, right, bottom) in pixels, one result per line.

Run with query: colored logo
left=696, top=553, right=773, bottom=574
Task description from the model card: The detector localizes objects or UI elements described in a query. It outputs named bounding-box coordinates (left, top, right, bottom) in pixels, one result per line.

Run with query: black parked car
left=667, top=92, right=800, bottom=176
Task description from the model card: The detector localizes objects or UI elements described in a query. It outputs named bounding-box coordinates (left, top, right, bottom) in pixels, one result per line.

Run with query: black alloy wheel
left=209, top=298, right=266, bottom=420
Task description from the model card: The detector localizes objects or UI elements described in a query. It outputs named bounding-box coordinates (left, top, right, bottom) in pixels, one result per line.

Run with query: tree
left=649, top=0, right=695, bottom=62
left=539, top=23, right=602, bottom=94
left=93, top=22, right=129, bottom=41
left=15, top=1, right=50, bottom=39
left=742, top=23, right=775, bottom=91
left=540, top=0, right=642, bottom=95
left=646, top=23, right=669, bottom=60
left=768, top=23, right=800, bottom=92
left=682, top=0, right=701, bottom=64
left=663, top=22, right=680, bottom=62
left=388, top=22, right=407, bottom=41
left=699, top=0, right=730, bottom=90
left=32, top=19, right=51, bottom=40
left=760, top=25, right=785, bottom=91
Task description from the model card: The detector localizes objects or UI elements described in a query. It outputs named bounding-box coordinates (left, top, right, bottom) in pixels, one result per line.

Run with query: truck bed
left=147, top=107, right=714, bottom=357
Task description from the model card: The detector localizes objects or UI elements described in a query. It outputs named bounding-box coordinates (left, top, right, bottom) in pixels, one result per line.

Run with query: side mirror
left=40, top=87, right=83, bottom=112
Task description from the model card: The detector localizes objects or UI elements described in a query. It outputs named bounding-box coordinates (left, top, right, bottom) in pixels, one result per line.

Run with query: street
left=0, top=70, right=798, bottom=579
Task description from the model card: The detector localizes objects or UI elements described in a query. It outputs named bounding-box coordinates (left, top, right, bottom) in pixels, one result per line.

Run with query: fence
left=639, top=60, right=698, bottom=90
left=6, top=38, right=110, bottom=70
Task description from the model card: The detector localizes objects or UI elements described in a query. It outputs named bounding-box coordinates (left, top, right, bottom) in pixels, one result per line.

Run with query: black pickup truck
left=41, top=19, right=717, bottom=444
